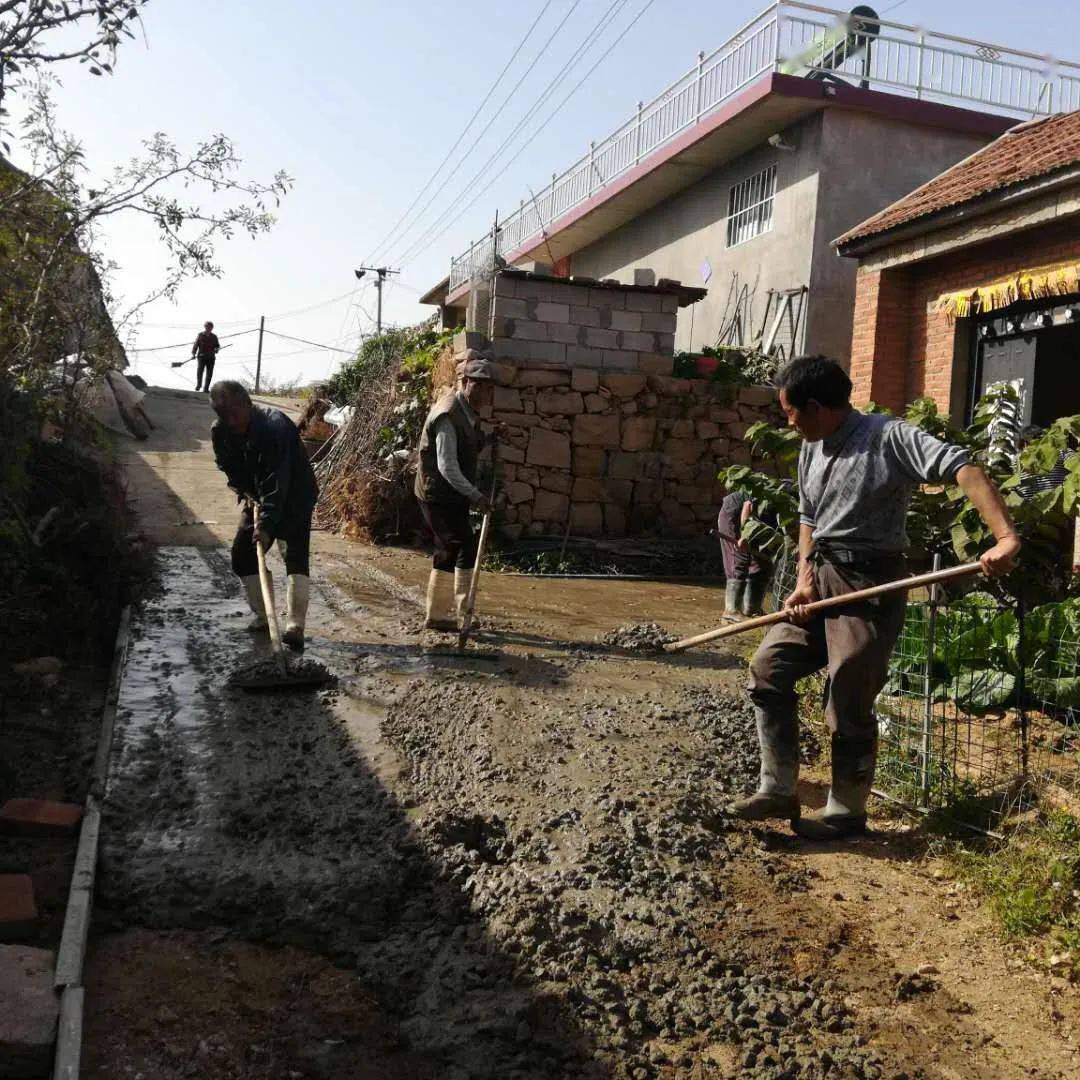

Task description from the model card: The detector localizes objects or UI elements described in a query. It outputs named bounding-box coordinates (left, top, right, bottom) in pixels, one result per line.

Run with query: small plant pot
left=694, top=355, right=720, bottom=378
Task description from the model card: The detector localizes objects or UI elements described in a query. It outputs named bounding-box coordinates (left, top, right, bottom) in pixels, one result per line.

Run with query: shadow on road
left=93, top=546, right=610, bottom=1079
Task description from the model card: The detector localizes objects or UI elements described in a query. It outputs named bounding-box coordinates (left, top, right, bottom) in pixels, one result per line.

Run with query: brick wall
left=478, top=364, right=779, bottom=540
left=851, top=220, right=1080, bottom=415
left=490, top=272, right=679, bottom=375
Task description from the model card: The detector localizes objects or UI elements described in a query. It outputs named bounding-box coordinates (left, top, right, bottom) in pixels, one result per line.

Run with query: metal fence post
left=588, top=141, right=596, bottom=195
left=695, top=50, right=705, bottom=120
left=916, top=30, right=925, bottom=99
left=920, top=553, right=943, bottom=805
left=634, top=101, right=644, bottom=164
left=1018, top=592, right=1029, bottom=777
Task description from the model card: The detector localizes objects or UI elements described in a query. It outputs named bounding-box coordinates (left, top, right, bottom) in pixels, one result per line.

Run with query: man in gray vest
left=414, top=350, right=494, bottom=630
left=731, top=356, right=1020, bottom=840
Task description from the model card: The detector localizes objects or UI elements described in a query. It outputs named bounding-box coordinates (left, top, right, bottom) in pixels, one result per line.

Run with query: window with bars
left=726, top=164, right=776, bottom=248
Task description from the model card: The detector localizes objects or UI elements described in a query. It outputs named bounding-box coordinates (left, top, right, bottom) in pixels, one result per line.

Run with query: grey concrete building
left=422, top=3, right=1080, bottom=367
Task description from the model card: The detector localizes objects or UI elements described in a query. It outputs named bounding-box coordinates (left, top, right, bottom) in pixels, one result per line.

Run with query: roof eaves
left=835, top=163, right=1080, bottom=259
left=419, top=274, right=450, bottom=307
left=831, top=130, right=1016, bottom=250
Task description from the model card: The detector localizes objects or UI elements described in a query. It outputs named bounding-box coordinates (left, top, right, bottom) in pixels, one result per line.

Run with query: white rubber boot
left=454, top=567, right=473, bottom=621
left=241, top=575, right=268, bottom=632
left=425, top=570, right=458, bottom=631
left=281, top=574, right=310, bottom=651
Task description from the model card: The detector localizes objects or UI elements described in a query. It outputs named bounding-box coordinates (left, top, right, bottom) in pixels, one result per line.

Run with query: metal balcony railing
left=447, top=2, right=1080, bottom=294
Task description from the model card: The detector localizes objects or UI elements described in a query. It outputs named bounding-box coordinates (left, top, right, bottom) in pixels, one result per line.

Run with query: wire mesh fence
left=875, top=579, right=1080, bottom=831
left=1027, top=615, right=1080, bottom=816
left=770, top=541, right=798, bottom=611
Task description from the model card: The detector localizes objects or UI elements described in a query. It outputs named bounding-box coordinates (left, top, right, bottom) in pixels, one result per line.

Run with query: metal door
left=977, top=334, right=1037, bottom=426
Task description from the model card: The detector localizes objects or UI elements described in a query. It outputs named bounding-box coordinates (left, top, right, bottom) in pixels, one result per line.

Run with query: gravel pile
left=377, top=680, right=884, bottom=1078
left=682, top=689, right=822, bottom=781
left=599, top=623, right=677, bottom=652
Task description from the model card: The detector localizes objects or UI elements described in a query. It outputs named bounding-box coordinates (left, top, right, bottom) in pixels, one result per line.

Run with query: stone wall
left=438, top=268, right=780, bottom=539
left=482, top=364, right=779, bottom=540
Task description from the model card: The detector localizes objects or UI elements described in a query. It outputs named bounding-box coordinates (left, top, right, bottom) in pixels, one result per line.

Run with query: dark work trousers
left=747, top=557, right=907, bottom=797
left=231, top=503, right=312, bottom=578
left=195, top=355, right=216, bottom=392
left=419, top=498, right=478, bottom=572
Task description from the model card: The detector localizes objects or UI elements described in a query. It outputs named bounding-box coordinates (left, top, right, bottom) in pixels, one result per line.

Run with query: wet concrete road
left=89, top=389, right=1080, bottom=1080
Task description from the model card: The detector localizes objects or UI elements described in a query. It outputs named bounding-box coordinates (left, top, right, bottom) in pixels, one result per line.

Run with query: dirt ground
left=81, top=387, right=1079, bottom=1079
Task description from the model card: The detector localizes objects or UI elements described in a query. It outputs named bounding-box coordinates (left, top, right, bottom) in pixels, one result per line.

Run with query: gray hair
left=209, top=380, right=251, bottom=410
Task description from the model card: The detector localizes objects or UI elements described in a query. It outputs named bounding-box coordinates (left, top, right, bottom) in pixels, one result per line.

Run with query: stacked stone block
left=480, top=365, right=778, bottom=540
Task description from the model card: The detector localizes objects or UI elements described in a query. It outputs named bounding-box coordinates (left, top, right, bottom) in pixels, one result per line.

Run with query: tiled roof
left=836, top=110, right=1080, bottom=248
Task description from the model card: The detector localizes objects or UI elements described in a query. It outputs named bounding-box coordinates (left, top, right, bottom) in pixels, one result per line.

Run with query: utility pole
left=254, top=315, right=265, bottom=393
left=353, top=266, right=399, bottom=335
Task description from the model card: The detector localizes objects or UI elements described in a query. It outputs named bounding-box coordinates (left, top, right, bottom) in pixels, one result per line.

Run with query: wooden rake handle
left=253, top=505, right=289, bottom=678
left=458, top=449, right=500, bottom=649
left=663, top=561, right=984, bottom=654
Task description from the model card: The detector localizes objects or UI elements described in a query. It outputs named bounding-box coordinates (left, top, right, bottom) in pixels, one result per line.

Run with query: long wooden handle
left=664, top=561, right=984, bottom=654
left=458, top=510, right=493, bottom=648
left=255, top=514, right=289, bottom=678
left=459, top=454, right=500, bottom=648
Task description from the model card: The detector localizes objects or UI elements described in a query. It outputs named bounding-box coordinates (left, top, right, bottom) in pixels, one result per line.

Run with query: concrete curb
left=51, top=607, right=131, bottom=1079
left=53, top=987, right=83, bottom=1080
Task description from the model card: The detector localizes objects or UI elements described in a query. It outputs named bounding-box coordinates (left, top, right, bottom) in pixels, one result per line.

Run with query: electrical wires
left=365, top=0, right=560, bottom=265
left=377, top=0, right=656, bottom=272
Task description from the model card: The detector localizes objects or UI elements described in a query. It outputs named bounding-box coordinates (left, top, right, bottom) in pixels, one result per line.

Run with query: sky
left=21, top=0, right=1080, bottom=390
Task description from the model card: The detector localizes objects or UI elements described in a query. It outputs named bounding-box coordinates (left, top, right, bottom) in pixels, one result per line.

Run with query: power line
left=398, top=0, right=656, bottom=269
left=377, top=0, right=585, bottom=266
left=134, top=288, right=359, bottom=331
left=365, top=0, right=557, bottom=265
left=392, top=0, right=631, bottom=268
left=125, top=328, right=258, bottom=353
left=262, top=329, right=355, bottom=354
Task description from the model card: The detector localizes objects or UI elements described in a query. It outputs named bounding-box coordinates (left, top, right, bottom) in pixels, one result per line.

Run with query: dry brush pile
left=313, top=320, right=456, bottom=542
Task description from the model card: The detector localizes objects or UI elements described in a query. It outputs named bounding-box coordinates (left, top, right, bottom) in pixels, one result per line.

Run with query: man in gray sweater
left=731, top=356, right=1020, bottom=839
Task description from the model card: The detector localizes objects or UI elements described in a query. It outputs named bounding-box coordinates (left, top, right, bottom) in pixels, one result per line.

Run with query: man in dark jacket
left=193, top=321, right=220, bottom=392
left=210, top=380, right=319, bottom=649
left=413, top=350, right=494, bottom=630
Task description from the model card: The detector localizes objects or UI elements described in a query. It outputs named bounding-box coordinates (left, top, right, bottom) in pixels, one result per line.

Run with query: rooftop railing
left=447, top=2, right=1080, bottom=293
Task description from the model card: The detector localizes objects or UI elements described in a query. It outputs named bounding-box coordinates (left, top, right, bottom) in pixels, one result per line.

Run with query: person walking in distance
left=413, top=350, right=496, bottom=631
left=209, top=381, right=319, bottom=650
left=716, top=489, right=769, bottom=619
left=192, top=321, right=220, bottom=392
left=731, top=356, right=1021, bottom=840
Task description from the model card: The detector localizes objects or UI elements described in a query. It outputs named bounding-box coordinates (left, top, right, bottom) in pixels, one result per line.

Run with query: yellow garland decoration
left=937, top=262, right=1080, bottom=319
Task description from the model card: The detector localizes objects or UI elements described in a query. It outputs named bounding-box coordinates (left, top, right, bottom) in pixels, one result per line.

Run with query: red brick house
left=835, top=111, right=1080, bottom=425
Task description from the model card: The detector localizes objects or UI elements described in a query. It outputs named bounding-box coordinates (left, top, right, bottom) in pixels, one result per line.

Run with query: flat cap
left=455, top=348, right=494, bottom=380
